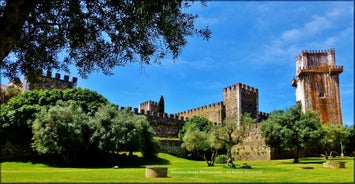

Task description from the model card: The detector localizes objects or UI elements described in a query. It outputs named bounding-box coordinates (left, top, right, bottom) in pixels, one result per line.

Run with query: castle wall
left=24, top=70, right=77, bottom=91
left=175, top=102, right=225, bottom=125
left=135, top=108, right=185, bottom=138
left=232, top=125, right=271, bottom=161
left=292, top=49, right=343, bottom=125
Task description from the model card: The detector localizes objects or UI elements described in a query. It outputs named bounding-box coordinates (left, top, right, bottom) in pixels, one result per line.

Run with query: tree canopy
left=32, top=101, right=89, bottom=166
left=0, top=0, right=211, bottom=81
left=180, top=116, right=220, bottom=166
left=260, top=102, right=323, bottom=163
left=212, top=113, right=254, bottom=167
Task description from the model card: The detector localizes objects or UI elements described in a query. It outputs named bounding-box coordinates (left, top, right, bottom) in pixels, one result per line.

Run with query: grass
left=1, top=153, right=354, bottom=183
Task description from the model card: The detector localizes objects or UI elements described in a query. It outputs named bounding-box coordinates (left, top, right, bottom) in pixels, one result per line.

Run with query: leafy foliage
left=1, top=0, right=211, bottom=81
left=180, top=116, right=220, bottom=166
left=212, top=113, right=254, bottom=167
left=178, top=116, right=212, bottom=141
left=90, top=104, right=158, bottom=158
left=0, top=88, right=109, bottom=160
left=321, top=125, right=350, bottom=158
left=32, top=101, right=89, bottom=165
left=260, top=101, right=323, bottom=163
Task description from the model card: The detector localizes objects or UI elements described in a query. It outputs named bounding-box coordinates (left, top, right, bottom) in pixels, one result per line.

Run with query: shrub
left=215, top=154, right=228, bottom=164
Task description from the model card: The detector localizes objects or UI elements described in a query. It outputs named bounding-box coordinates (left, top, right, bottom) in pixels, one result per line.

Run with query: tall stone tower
left=291, top=48, right=343, bottom=125
left=223, top=83, right=259, bottom=125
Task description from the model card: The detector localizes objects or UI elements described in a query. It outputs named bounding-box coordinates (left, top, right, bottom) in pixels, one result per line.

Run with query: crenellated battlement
left=296, top=48, right=335, bottom=61
left=258, top=111, right=269, bottom=122
left=24, top=69, right=77, bottom=91
left=44, top=70, right=78, bottom=83
left=224, top=83, right=258, bottom=93
left=175, top=101, right=224, bottom=116
left=140, top=100, right=158, bottom=106
left=296, top=65, right=343, bottom=77
left=301, top=48, right=335, bottom=54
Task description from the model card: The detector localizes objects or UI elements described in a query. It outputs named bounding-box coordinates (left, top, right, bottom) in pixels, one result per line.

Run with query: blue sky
left=2, top=2, right=353, bottom=126
left=75, top=2, right=354, bottom=126
left=78, top=1, right=354, bottom=125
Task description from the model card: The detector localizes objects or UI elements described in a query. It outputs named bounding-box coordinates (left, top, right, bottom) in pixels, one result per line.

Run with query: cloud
left=256, top=3, right=353, bottom=64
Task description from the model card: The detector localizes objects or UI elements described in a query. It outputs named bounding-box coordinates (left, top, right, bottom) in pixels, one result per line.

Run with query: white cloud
left=257, top=3, right=353, bottom=64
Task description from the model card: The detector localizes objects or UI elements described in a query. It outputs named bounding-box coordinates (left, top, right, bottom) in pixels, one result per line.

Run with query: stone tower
left=139, top=100, right=158, bottom=114
left=223, top=83, right=259, bottom=125
left=291, top=48, right=343, bottom=125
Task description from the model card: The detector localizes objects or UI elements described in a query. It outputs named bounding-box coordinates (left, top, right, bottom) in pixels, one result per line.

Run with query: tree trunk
left=293, top=149, right=300, bottom=163
left=226, top=146, right=235, bottom=168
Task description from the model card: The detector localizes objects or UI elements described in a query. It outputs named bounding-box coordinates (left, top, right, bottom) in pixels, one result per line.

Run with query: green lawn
left=1, top=153, right=354, bottom=183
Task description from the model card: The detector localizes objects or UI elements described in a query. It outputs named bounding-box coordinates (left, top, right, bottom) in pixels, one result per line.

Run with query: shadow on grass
left=1, top=153, right=170, bottom=169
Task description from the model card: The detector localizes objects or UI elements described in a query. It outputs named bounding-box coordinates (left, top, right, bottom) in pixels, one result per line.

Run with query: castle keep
left=291, top=48, right=343, bottom=125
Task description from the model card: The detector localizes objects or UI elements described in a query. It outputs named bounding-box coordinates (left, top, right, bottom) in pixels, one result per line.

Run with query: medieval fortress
left=7, top=48, right=342, bottom=160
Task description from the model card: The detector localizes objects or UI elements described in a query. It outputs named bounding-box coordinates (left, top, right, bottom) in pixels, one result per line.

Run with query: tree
left=344, top=126, right=355, bottom=156
left=0, top=0, right=211, bottom=81
left=180, top=116, right=221, bottom=166
left=178, top=116, right=212, bottom=141
left=260, top=102, right=323, bottom=163
left=90, top=105, right=158, bottom=159
left=212, top=113, right=254, bottom=167
left=31, top=101, right=89, bottom=166
left=0, top=88, right=109, bottom=159
left=320, top=125, right=350, bottom=159
left=156, top=95, right=165, bottom=114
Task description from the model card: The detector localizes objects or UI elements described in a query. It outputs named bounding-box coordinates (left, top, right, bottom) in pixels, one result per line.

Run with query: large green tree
left=321, top=125, right=350, bottom=159
left=180, top=116, right=221, bottom=166
left=0, top=88, right=109, bottom=158
left=32, top=101, right=89, bottom=166
left=260, top=102, right=324, bottom=163
left=90, top=104, right=158, bottom=159
left=0, top=0, right=211, bottom=81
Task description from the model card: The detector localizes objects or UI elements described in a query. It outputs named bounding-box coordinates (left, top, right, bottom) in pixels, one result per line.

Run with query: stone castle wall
left=232, top=124, right=271, bottom=161
left=175, top=102, right=225, bottom=125
left=23, top=70, right=77, bottom=91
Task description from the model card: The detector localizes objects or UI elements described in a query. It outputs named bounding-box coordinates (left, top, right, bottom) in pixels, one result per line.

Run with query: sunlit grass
left=1, top=153, right=354, bottom=183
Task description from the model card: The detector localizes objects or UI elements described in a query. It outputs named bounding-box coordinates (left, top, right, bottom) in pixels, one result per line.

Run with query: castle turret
left=292, top=48, right=343, bottom=125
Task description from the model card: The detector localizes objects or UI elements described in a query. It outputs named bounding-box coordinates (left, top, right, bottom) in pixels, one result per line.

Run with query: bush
left=215, top=154, right=228, bottom=164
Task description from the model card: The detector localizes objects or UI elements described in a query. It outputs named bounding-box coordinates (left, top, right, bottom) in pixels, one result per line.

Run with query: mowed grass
left=1, top=153, right=354, bottom=183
